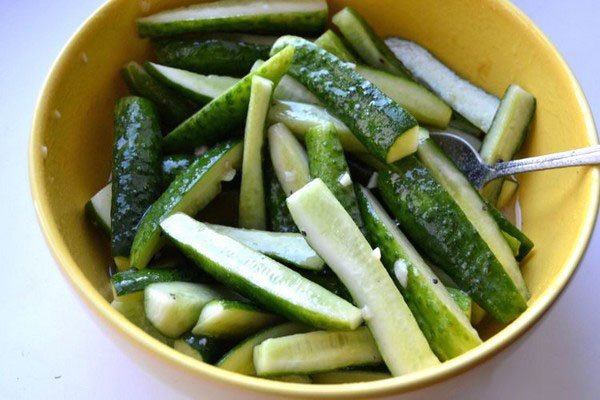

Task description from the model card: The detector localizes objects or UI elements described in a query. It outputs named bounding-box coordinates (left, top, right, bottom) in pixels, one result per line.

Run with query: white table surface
left=1, top=1, right=599, bottom=398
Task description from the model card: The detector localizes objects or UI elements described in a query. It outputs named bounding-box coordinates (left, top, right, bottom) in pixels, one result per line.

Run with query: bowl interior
left=30, top=0, right=598, bottom=397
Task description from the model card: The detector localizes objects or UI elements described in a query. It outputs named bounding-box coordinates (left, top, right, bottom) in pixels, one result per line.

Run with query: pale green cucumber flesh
left=205, top=223, right=324, bottom=270
left=239, top=76, right=273, bottom=230
left=192, top=299, right=280, bottom=339
left=160, top=214, right=363, bottom=331
left=145, top=62, right=239, bottom=104
left=356, top=185, right=481, bottom=361
left=85, top=184, right=112, bottom=235
left=162, top=46, right=294, bottom=153
left=254, top=327, right=382, bottom=376
left=385, top=38, right=500, bottom=132
left=111, top=292, right=172, bottom=345
left=314, top=29, right=358, bottom=63
left=356, top=65, right=452, bottom=129
left=267, top=100, right=366, bottom=153
left=217, top=322, right=311, bottom=375
left=130, top=141, right=243, bottom=269
left=480, top=84, right=536, bottom=203
left=268, top=123, right=311, bottom=196
left=138, top=0, right=329, bottom=38
left=286, top=179, right=439, bottom=375
left=144, top=281, right=226, bottom=338
left=252, top=60, right=321, bottom=104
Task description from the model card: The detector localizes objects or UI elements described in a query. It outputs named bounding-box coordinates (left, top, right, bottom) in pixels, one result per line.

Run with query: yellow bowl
left=29, top=0, right=598, bottom=397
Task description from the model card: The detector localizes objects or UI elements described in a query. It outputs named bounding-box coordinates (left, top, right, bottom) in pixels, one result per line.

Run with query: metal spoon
left=430, top=131, right=600, bottom=189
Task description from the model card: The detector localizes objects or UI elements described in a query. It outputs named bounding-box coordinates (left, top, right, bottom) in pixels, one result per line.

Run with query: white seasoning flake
left=284, top=170, right=296, bottom=182
left=338, top=171, right=352, bottom=187
left=194, top=145, right=208, bottom=156
left=80, top=52, right=89, bottom=64
left=52, top=109, right=61, bottom=120
left=40, top=145, right=48, bottom=159
left=394, top=259, right=408, bottom=288
left=361, top=306, right=373, bottom=321
left=367, top=172, right=378, bottom=189
left=221, top=168, right=236, bottom=182
left=372, top=247, right=381, bottom=260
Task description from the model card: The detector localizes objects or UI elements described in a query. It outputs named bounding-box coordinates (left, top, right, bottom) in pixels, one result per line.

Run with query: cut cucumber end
left=386, top=126, right=419, bottom=163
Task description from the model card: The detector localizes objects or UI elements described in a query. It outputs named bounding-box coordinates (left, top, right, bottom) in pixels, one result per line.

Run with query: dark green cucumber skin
left=377, top=157, right=527, bottom=323
left=305, top=124, right=363, bottom=230
left=162, top=46, right=293, bottom=153
left=487, top=203, right=534, bottom=261
left=122, top=62, right=197, bottom=129
left=138, top=11, right=328, bottom=38
left=161, top=154, right=196, bottom=187
left=153, top=38, right=271, bottom=77
left=179, top=332, right=231, bottom=364
left=271, top=37, right=418, bottom=163
left=332, top=7, right=411, bottom=79
left=111, top=268, right=210, bottom=296
left=299, top=268, right=353, bottom=304
left=265, top=160, right=298, bottom=233
left=131, top=140, right=240, bottom=267
left=110, top=97, right=163, bottom=257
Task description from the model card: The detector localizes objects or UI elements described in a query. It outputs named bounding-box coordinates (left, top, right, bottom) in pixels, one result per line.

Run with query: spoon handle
left=492, top=145, right=600, bottom=178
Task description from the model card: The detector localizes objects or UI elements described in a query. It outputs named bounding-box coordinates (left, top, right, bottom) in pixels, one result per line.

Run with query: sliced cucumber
left=152, top=38, right=271, bottom=77
left=267, top=100, right=366, bottom=154
left=144, top=281, right=225, bottom=338
left=145, top=63, right=238, bottom=104
left=332, top=7, right=410, bottom=78
left=85, top=184, right=112, bottom=235
left=487, top=202, right=534, bottom=261
left=265, top=160, right=299, bottom=233
left=199, top=33, right=279, bottom=46
left=111, top=292, right=172, bottom=345
left=418, top=136, right=529, bottom=303
left=272, top=36, right=419, bottom=163
left=111, top=268, right=210, bottom=297
left=497, top=178, right=519, bottom=210
left=268, top=123, right=311, bottom=196
left=111, top=97, right=163, bottom=260
left=131, top=140, right=243, bottom=269
left=305, top=123, right=363, bottom=229
left=385, top=38, right=500, bottom=132
left=314, top=29, right=358, bottom=63
left=312, top=370, right=391, bottom=384
left=217, top=322, right=310, bottom=375
left=446, top=287, right=472, bottom=321
left=163, top=46, right=294, bottom=153
left=480, top=84, right=536, bottom=203
left=471, top=303, right=488, bottom=326
left=448, top=112, right=484, bottom=138
left=286, top=179, right=439, bottom=375
left=192, top=299, right=280, bottom=339
left=206, top=223, right=324, bottom=271
left=174, top=332, right=229, bottom=363
left=254, top=327, right=382, bottom=376
left=239, top=77, right=273, bottom=230
left=138, top=0, right=329, bottom=38
left=355, top=65, right=452, bottom=129
left=356, top=185, right=481, bottom=361
left=252, top=60, right=320, bottom=105
left=160, top=214, right=363, bottom=331
left=298, top=268, right=353, bottom=304
left=161, top=154, right=196, bottom=187
left=122, top=62, right=197, bottom=128
left=377, top=152, right=528, bottom=323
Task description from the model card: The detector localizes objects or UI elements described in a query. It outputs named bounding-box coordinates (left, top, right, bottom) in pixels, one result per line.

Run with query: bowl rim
left=29, top=0, right=599, bottom=397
